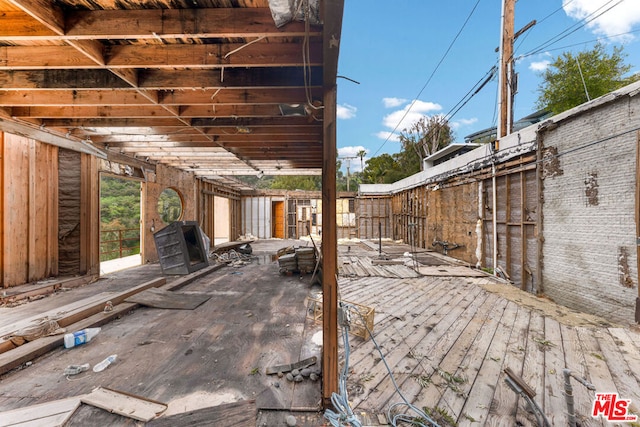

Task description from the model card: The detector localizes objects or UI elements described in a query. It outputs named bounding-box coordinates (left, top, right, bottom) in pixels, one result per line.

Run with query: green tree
left=269, top=175, right=321, bottom=190
left=398, top=115, right=454, bottom=172
left=536, top=43, right=640, bottom=115
left=99, top=176, right=141, bottom=261
left=356, top=149, right=367, bottom=173
left=362, top=153, right=404, bottom=184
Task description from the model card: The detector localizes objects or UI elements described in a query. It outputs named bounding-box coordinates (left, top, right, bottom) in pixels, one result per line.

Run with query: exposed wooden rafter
left=0, top=0, right=329, bottom=176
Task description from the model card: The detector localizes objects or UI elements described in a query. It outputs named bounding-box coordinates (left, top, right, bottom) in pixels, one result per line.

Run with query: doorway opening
left=99, top=175, right=142, bottom=274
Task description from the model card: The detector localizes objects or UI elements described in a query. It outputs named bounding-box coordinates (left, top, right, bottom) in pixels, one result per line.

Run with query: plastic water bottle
left=63, top=327, right=101, bottom=349
left=93, top=354, right=117, bottom=372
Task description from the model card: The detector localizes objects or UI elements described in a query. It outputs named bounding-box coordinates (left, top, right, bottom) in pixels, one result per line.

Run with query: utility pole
left=340, top=156, right=356, bottom=192
left=497, top=0, right=515, bottom=142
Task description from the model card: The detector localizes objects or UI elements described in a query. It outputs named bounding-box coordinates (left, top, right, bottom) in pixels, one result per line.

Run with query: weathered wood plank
left=515, top=310, right=546, bottom=426
left=541, top=316, right=567, bottom=426
left=147, top=400, right=256, bottom=427
left=405, top=291, right=501, bottom=418
left=596, top=329, right=640, bottom=410
left=81, top=387, right=167, bottom=422
left=484, top=305, right=532, bottom=427
left=0, top=396, right=81, bottom=427
left=576, top=326, right=620, bottom=423
left=432, top=297, right=510, bottom=420
left=607, top=328, right=640, bottom=389
left=560, top=324, right=601, bottom=427
left=353, top=281, right=484, bottom=411
left=463, top=301, right=520, bottom=426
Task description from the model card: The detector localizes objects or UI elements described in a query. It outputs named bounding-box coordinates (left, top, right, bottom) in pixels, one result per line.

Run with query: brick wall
left=540, top=96, right=639, bottom=324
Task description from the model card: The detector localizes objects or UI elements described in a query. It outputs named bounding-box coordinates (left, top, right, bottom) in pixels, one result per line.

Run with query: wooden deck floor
left=336, top=242, right=640, bottom=426
left=1, top=239, right=639, bottom=426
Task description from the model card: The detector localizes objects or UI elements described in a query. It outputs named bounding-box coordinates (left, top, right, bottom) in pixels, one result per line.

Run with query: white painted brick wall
left=541, top=93, right=639, bottom=324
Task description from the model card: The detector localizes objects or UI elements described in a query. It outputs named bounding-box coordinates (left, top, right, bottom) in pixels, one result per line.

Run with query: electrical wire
left=517, top=28, right=640, bottom=60
left=371, top=0, right=483, bottom=157
left=323, top=305, right=362, bottom=427
left=444, top=65, right=498, bottom=122
left=334, top=303, right=441, bottom=427
left=520, top=0, right=625, bottom=58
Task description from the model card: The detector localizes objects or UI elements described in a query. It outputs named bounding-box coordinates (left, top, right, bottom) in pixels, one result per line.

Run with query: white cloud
left=529, top=60, right=551, bottom=72
left=564, top=0, right=640, bottom=41
left=337, top=103, right=357, bottom=119
left=382, top=97, right=407, bottom=108
left=381, top=100, right=442, bottom=131
left=451, top=117, right=478, bottom=130
left=375, top=131, right=400, bottom=142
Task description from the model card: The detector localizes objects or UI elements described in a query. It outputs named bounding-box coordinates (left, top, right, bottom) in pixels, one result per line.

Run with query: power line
left=371, top=0, right=483, bottom=157
left=517, top=28, right=640, bottom=60
left=444, top=65, right=498, bottom=122
left=520, top=0, right=625, bottom=58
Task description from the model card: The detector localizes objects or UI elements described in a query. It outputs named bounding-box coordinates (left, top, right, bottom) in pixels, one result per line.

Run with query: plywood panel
left=30, top=142, right=58, bottom=281
left=3, top=134, right=29, bottom=286
left=0, top=134, right=58, bottom=287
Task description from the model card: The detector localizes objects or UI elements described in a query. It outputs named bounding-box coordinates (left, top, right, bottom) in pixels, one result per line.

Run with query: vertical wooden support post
left=321, top=0, right=344, bottom=406
left=322, top=85, right=338, bottom=405
left=80, top=154, right=100, bottom=276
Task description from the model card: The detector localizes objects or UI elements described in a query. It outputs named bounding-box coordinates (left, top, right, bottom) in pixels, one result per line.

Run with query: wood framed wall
left=199, top=180, right=241, bottom=244
left=392, top=187, right=428, bottom=249
left=1, top=133, right=59, bottom=287
left=480, top=156, right=538, bottom=292
left=357, top=196, right=392, bottom=240
left=380, top=153, right=538, bottom=293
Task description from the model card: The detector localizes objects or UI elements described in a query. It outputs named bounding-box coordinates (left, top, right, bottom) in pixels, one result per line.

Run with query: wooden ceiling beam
left=102, top=134, right=320, bottom=147
left=38, top=116, right=320, bottom=128
left=0, top=66, right=322, bottom=90
left=7, top=0, right=65, bottom=36
left=0, top=8, right=320, bottom=40
left=10, top=104, right=289, bottom=118
left=0, top=42, right=322, bottom=70
left=0, top=88, right=318, bottom=106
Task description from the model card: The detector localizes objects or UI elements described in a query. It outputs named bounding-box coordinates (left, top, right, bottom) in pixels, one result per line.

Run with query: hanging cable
left=323, top=304, right=362, bottom=427
left=444, top=65, right=498, bottom=122
left=521, top=0, right=625, bottom=58
left=371, top=0, right=483, bottom=157
left=330, top=303, right=441, bottom=427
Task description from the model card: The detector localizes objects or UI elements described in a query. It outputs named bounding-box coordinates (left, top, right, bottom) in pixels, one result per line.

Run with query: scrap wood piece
left=0, top=396, right=82, bottom=427
left=124, top=288, right=211, bottom=310
left=147, top=399, right=256, bottom=426
left=80, top=387, right=167, bottom=422
left=0, top=278, right=165, bottom=356
left=265, top=356, right=317, bottom=375
left=0, top=301, right=138, bottom=376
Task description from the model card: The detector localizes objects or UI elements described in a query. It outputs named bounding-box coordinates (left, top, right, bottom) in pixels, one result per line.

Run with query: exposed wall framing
left=199, top=180, right=241, bottom=245
left=357, top=196, right=392, bottom=239
left=480, top=159, right=538, bottom=292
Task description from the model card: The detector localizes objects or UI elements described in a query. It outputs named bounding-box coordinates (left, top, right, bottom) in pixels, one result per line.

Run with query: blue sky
left=336, top=0, right=640, bottom=171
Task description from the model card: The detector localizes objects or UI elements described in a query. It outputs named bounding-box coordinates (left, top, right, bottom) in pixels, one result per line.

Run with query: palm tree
left=356, top=149, right=367, bottom=173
